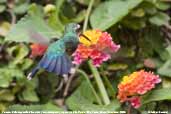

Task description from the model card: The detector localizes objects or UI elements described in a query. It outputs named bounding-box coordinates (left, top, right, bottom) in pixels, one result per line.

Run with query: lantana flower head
left=117, top=70, right=161, bottom=108
left=30, top=43, right=48, bottom=58
left=72, top=29, right=120, bottom=67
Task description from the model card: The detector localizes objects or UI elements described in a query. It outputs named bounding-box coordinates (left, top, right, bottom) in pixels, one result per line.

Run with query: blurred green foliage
left=0, top=0, right=171, bottom=113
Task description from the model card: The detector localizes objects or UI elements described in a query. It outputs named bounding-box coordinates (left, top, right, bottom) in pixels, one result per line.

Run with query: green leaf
left=61, top=10, right=86, bottom=23
left=122, top=17, right=146, bottom=30
left=0, top=5, right=6, bottom=13
left=90, top=0, right=143, bottom=30
left=61, top=2, right=76, bottom=19
left=67, top=99, right=120, bottom=112
left=76, top=0, right=100, bottom=6
left=52, top=0, right=65, bottom=30
left=77, top=69, right=102, bottom=104
left=131, top=8, right=145, bottom=17
left=0, top=67, right=24, bottom=88
left=142, top=88, right=171, bottom=105
left=0, top=76, right=11, bottom=88
left=67, top=82, right=90, bottom=103
left=5, top=4, right=61, bottom=43
left=72, top=81, right=97, bottom=103
left=108, top=63, right=128, bottom=71
left=114, top=47, right=135, bottom=58
left=149, top=12, right=170, bottom=26
left=7, top=103, right=63, bottom=111
left=17, top=77, right=39, bottom=102
left=55, top=0, right=65, bottom=14
left=19, top=89, right=39, bottom=102
left=0, top=103, right=6, bottom=112
left=157, top=46, right=171, bottom=77
left=0, top=0, right=6, bottom=3
left=36, top=73, right=59, bottom=102
left=44, top=103, right=63, bottom=111
left=156, top=2, right=171, bottom=10
left=76, top=0, right=91, bottom=5
left=66, top=81, right=120, bottom=112
left=166, top=45, right=171, bottom=57
left=140, top=1, right=157, bottom=15
left=71, top=10, right=86, bottom=23
left=20, top=58, right=33, bottom=70
left=14, top=3, right=29, bottom=14
left=45, top=4, right=64, bottom=32
left=139, top=27, right=169, bottom=60
left=7, top=44, right=29, bottom=65
left=157, top=60, right=171, bottom=77
left=0, top=90, right=15, bottom=102
left=162, top=78, right=171, bottom=89
left=0, top=21, right=11, bottom=36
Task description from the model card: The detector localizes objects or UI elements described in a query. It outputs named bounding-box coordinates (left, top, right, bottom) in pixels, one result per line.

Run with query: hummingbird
left=27, top=23, right=81, bottom=80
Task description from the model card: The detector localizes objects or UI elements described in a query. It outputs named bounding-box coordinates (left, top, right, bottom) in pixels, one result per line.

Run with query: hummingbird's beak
left=79, top=34, right=91, bottom=42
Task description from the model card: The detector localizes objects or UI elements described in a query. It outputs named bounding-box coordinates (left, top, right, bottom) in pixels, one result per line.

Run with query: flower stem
left=82, top=0, right=110, bottom=105
left=100, top=67, right=116, bottom=97
left=127, top=104, right=132, bottom=114
left=77, top=69, right=102, bottom=105
left=83, top=0, right=94, bottom=32
left=88, top=60, right=110, bottom=105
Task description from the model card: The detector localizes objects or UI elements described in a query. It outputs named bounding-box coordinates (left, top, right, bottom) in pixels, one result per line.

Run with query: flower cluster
left=30, top=43, right=48, bottom=58
left=117, top=70, right=161, bottom=108
left=72, top=30, right=120, bottom=67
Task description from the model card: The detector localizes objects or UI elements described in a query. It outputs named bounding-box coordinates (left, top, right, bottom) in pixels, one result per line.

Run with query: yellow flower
left=117, top=70, right=161, bottom=108
left=121, top=72, right=138, bottom=84
left=79, top=30, right=102, bottom=46
left=73, top=29, right=120, bottom=67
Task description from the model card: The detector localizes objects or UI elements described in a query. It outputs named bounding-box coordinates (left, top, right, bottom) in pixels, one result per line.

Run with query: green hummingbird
left=27, top=23, right=81, bottom=80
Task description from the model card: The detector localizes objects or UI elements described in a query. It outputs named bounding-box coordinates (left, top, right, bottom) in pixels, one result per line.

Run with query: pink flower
left=72, top=30, right=120, bottom=66
left=117, top=70, right=161, bottom=108
left=129, top=97, right=141, bottom=109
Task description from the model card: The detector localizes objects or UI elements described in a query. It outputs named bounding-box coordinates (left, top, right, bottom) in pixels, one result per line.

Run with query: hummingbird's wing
left=28, top=29, right=60, bottom=45
left=27, top=29, right=51, bottom=45
left=27, top=53, right=72, bottom=80
left=39, top=53, right=72, bottom=75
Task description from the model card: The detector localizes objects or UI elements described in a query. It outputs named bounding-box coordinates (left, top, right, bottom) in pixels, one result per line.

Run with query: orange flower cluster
left=72, top=30, right=120, bottom=66
left=117, top=70, right=161, bottom=108
left=30, top=43, right=48, bottom=58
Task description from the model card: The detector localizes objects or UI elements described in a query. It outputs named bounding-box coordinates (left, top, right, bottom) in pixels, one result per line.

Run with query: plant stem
left=100, top=67, right=116, bottom=97
left=127, top=104, right=131, bottom=114
left=77, top=69, right=102, bottom=105
left=83, top=0, right=94, bottom=32
left=63, top=65, right=79, bottom=97
left=88, top=60, right=110, bottom=105
left=82, top=0, right=111, bottom=105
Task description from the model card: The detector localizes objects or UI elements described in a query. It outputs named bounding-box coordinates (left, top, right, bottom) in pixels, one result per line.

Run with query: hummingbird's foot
left=63, top=74, right=68, bottom=83
left=70, top=67, right=76, bottom=74
left=27, top=73, right=32, bottom=80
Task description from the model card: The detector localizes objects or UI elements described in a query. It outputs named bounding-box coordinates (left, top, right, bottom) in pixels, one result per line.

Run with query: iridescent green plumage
left=27, top=23, right=80, bottom=80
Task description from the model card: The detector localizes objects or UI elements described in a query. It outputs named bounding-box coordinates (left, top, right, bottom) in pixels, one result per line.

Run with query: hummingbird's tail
left=27, top=66, right=39, bottom=80
left=27, top=53, right=72, bottom=80
left=39, top=54, right=72, bottom=75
